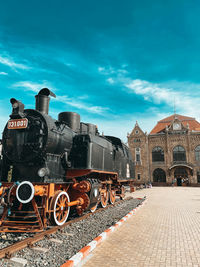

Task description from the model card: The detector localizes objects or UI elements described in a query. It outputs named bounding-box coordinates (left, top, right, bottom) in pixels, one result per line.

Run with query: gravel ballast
left=0, top=197, right=144, bottom=267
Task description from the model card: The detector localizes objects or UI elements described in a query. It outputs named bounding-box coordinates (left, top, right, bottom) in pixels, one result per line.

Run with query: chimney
left=35, top=88, right=56, bottom=114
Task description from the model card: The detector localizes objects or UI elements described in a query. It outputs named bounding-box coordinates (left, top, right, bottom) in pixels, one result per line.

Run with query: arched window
left=152, top=146, right=164, bottom=162
left=173, top=146, right=186, bottom=162
left=195, top=145, right=200, bottom=161
left=153, top=168, right=166, bottom=182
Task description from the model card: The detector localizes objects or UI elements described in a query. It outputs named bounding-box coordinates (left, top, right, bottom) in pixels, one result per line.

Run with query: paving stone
left=83, top=187, right=200, bottom=267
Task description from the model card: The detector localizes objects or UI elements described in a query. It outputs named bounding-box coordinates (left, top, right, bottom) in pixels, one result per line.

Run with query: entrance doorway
left=177, top=178, right=182, bottom=186
left=174, top=167, right=188, bottom=186
left=153, top=168, right=166, bottom=183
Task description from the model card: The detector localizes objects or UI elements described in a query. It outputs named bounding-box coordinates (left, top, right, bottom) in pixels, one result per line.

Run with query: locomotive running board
left=66, top=169, right=118, bottom=179
left=0, top=199, right=44, bottom=232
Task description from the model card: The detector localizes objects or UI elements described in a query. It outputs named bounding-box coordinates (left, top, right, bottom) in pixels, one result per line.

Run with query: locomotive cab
left=105, top=136, right=135, bottom=180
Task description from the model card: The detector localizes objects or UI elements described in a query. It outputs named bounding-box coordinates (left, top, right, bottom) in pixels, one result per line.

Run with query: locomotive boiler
left=0, top=88, right=135, bottom=232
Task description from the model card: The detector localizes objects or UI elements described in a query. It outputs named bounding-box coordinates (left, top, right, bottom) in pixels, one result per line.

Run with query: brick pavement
left=82, top=187, right=200, bottom=267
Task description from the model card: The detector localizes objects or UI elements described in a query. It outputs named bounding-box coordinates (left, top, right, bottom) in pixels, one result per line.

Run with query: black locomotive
left=0, top=89, right=135, bottom=232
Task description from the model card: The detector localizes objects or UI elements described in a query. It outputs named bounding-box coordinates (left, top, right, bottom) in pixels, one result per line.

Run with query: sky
left=0, top=0, right=200, bottom=142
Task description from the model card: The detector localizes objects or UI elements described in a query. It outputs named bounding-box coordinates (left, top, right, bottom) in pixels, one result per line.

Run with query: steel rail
left=0, top=196, right=133, bottom=259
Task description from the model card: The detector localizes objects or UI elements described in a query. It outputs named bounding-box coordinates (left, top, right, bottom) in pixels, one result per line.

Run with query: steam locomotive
left=0, top=89, right=135, bottom=232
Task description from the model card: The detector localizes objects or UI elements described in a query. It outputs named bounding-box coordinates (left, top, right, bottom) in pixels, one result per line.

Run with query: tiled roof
left=159, top=114, right=195, bottom=123
left=150, top=114, right=200, bottom=134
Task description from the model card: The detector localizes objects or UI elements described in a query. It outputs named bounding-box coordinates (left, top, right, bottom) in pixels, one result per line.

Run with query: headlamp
left=38, top=167, right=49, bottom=177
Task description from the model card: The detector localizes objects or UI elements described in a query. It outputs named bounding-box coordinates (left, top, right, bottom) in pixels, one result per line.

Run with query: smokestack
left=35, top=88, right=56, bottom=114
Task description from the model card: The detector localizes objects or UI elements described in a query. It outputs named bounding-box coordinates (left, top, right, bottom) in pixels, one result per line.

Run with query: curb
left=61, top=198, right=147, bottom=267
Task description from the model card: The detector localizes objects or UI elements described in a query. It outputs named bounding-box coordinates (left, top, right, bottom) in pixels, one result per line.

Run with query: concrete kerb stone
left=8, top=257, right=28, bottom=267
left=60, top=198, right=147, bottom=267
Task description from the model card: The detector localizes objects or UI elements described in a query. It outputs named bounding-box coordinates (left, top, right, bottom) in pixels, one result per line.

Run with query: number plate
left=7, top=118, right=28, bottom=129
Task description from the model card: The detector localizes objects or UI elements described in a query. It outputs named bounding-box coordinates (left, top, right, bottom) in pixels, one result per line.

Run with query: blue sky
left=0, top=0, right=200, bottom=141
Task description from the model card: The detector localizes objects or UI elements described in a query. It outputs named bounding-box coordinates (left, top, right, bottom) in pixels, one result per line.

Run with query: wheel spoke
left=100, top=189, right=108, bottom=208
left=51, top=191, right=70, bottom=226
left=58, top=213, right=62, bottom=221
left=109, top=189, right=116, bottom=204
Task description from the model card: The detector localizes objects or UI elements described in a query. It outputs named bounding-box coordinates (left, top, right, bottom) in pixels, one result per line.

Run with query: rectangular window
left=137, top=173, right=141, bottom=180
left=195, top=151, right=200, bottom=161
left=135, top=148, right=141, bottom=162
left=197, top=171, right=200, bottom=183
left=136, top=154, right=140, bottom=162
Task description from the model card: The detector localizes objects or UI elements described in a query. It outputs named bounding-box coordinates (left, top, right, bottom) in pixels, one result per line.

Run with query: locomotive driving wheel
left=50, top=191, right=70, bottom=226
left=100, top=187, right=109, bottom=208
left=109, top=187, right=116, bottom=204
left=90, top=202, right=98, bottom=213
left=120, top=185, right=125, bottom=200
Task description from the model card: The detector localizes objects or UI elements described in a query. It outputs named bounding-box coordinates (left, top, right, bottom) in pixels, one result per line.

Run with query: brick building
left=127, top=114, right=200, bottom=186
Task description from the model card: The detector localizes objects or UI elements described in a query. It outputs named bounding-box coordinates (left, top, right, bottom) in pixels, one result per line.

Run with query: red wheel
left=109, top=189, right=116, bottom=204
left=100, top=188, right=109, bottom=208
left=50, top=191, right=70, bottom=226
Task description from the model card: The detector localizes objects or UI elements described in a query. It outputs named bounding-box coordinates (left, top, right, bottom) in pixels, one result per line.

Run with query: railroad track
left=0, top=197, right=133, bottom=260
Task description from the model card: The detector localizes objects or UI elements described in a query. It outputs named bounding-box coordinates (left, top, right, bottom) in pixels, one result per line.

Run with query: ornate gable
left=167, top=116, right=188, bottom=133
left=150, top=114, right=200, bottom=134
left=128, top=121, right=145, bottom=138
left=127, top=121, right=146, bottom=145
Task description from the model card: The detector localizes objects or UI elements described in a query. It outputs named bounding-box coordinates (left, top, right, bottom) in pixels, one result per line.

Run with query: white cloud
left=125, top=79, right=200, bottom=120
left=0, top=55, right=30, bottom=70
left=98, top=65, right=129, bottom=86
left=0, top=71, right=8, bottom=75
left=98, top=65, right=129, bottom=76
left=64, top=62, right=75, bottom=68
left=107, top=77, right=114, bottom=84
left=92, top=109, right=173, bottom=142
left=12, top=81, right=108, bottom=115
left=117, top=69, right=128, bottom=74
left=0, top=113, right=9, bottom=132
left=98, top=66, right=115, bottom=75
left=0, top=101, right=13, bottom=132
left=56, top=95, right=109, bottom=114
left=125, top=79, right=173, bottom=103
left=98, top=66, right=105, bottom=72
left=12, top=81, right=51, bottom=93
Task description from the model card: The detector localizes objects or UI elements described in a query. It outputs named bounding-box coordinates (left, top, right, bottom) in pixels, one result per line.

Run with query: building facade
left=128, top=114, right=200, bottom=186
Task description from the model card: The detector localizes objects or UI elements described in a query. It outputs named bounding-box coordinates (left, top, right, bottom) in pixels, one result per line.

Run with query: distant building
left=128, top=114, right=200, bottom=186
